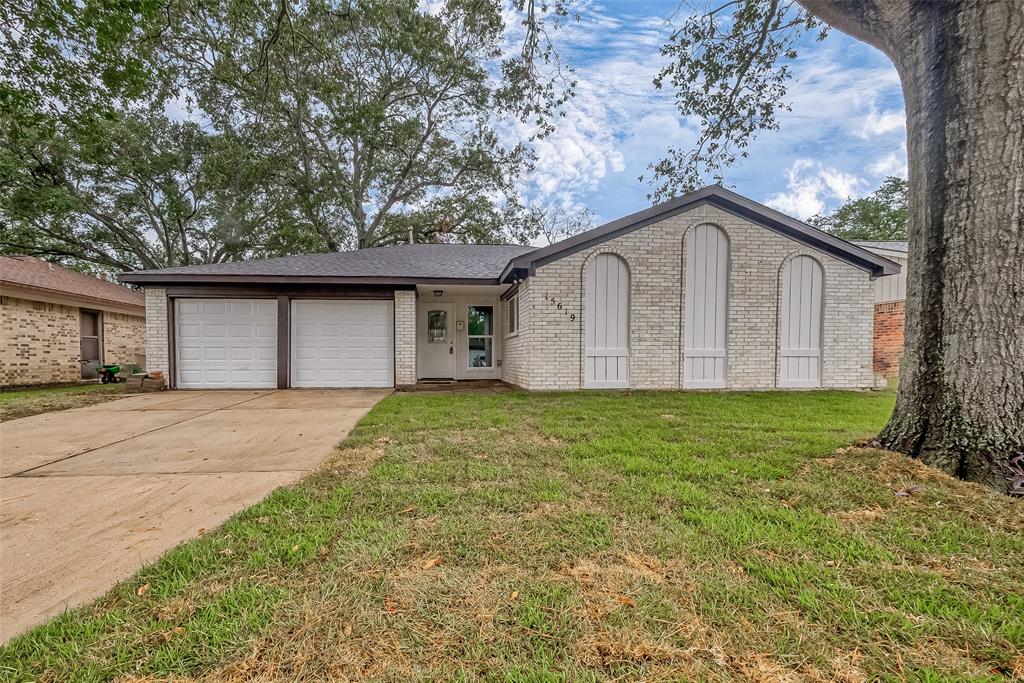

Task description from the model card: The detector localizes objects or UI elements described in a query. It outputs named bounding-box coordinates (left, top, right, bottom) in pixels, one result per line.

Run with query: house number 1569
left=546, top=296, right=576, bottom=321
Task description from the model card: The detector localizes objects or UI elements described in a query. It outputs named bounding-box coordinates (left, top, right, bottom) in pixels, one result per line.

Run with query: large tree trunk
left=801, top=0, right=1023, bottom=493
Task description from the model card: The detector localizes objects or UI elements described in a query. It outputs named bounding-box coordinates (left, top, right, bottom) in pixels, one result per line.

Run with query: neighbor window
left=467, top=305, right=493, bottom=367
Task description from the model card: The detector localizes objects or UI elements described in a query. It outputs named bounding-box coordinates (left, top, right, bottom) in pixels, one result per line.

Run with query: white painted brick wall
left=500, top=281, right=530, bottom=387
left=144, top=288, right=169, bottom=376
left=394, top=290, right=417, bottom=386
left=505, top=204, right=875, bottom=390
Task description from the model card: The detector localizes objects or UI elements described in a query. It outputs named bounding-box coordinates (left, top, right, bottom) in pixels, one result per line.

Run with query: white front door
left=779, top=255, right=824, bottom=387
left=684, top=224, right=729, bottom=388
left=418, top=302, right=455, bottom=378
left=291, top=300, right=394, bottom=388
left=584, top=253, right=630, bottom=388
left=175, top=299, right=277, bottom=389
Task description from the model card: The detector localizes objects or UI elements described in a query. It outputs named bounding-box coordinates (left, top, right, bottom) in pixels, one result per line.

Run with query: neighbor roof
left=1, top=256, right=145, bottom=309
left=501, top=186, right=901, bottom=280
left=119, top=244, right=537, bottom=285
left=852, top=240, right=909, bottom=254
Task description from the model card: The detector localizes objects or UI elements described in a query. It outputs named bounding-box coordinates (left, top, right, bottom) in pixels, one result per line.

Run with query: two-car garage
left=174, top=298, right=394, bottom=389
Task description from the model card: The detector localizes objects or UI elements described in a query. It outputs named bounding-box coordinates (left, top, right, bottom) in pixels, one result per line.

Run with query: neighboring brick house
left=1, top=256, right=146, bottom=387
left=121, top=186, right=900, bottom=391
left=852, top=241, right=909, bottom=379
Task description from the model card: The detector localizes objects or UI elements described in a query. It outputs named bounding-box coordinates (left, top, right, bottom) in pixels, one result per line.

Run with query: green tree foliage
left=2, top=108, right=304, bottom=270
left=808, top=176, right=907, bottom=241
left=162, top=0, right=560, bottom=249
left=1, top=0, right=572, bottom=270
left=0, top=0, right=161, bottom=122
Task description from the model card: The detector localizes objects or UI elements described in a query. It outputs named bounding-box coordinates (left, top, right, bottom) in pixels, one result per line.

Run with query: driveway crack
left=5, top=391, right=280, bottom=478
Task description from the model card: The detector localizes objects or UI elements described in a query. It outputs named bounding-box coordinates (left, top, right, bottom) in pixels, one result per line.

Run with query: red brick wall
left=873, top=301, right=905, bottom=378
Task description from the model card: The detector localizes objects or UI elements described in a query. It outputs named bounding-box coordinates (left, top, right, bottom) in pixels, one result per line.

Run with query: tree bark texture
left=801, top=0, right=1023, bottom=493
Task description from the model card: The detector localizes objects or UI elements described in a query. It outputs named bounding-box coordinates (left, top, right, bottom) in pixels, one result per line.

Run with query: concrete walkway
left=0, top=388, right=389, bottom=643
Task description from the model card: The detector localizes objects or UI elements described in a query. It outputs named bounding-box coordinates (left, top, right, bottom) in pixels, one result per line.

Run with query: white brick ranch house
left=120, top=186, right=900, bottom=391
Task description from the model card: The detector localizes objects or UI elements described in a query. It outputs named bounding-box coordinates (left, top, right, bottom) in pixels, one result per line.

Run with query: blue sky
left=520, top=0, right=908, bottom=233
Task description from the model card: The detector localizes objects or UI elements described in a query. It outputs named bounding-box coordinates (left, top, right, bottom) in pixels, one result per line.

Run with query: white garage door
left=291, top=300, right=394, bottom=388
left=175, top=299, right=278, bottom=389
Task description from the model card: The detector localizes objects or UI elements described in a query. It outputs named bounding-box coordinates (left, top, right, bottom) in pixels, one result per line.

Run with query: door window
left=427, top=310, right=448, bottom=343
left=467, top=306, right=493, bottom=367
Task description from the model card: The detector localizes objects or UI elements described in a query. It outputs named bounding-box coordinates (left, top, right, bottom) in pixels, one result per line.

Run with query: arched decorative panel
left=778, top=255, right=824, bottom=387
left=683, top=224, right=729, bottom=388
left=584, top=253, right=630, bottom=388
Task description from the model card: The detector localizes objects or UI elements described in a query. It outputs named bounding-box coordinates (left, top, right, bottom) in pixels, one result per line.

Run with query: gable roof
left=852, top=240, right=908, bottom=254
left=119, top=244, right=536, bottom=285
left=501, top=186, right=901, bottom=280
left=1, top=256, right=145, bottom=309
left=119, top=186, right=900, bottom=286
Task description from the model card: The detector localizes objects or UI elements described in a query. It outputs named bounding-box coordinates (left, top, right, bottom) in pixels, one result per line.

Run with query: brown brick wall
left=873, top=300, right=905, bottom=377
left=0, top=295, right=146, bottom=387
left=102, top=310, right=147, bottom=371
left=1, top=295, right=80, bottom=386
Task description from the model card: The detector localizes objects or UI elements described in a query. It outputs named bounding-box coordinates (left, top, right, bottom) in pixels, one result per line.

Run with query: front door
left=418, top=303, right=455, bottom=378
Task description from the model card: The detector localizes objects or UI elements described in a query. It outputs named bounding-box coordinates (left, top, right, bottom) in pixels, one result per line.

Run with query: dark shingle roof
left=852, top=240, right=908, bottom=253
left=120, top=243, right=536, bottom=284
left=1, top=256, right=145, bottom=309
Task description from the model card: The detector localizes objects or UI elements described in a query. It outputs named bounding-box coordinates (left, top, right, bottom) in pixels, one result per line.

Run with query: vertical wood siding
left=779, top=255, right=824, bottom=387
left=874, top=255, right=908, bottom=303
left=584, top=253, right=630, bottom=388
left=683, top=224, right=729, bottom=388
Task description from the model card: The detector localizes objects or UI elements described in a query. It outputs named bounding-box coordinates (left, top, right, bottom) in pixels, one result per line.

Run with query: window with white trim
left=468, top=305, right=493, bottom=368
left=506, top=295, right=519, bottom=336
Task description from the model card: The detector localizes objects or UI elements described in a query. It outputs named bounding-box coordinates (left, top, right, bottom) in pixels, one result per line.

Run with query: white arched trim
left=582, top=252, right=630, bottom=388
left=777, top=253, right=825, bottom=388
left=681, top=222, right=730, bottom=389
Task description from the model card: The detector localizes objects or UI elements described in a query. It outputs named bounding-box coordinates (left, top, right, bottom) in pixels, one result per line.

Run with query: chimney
left=408, top=228, right=415, bottom=245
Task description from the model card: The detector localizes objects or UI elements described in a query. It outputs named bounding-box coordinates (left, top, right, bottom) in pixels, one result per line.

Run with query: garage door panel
left=176, top=299, right=277, bottom=389
left=290, top=300, right=393, bottom=388
left=204, top=347, right=227, bottom=361
left=201, top=301, right=227, bottom=315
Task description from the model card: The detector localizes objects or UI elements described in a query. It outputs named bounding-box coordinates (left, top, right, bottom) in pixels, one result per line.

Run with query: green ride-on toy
left=80, top=359, right=124, bottom=384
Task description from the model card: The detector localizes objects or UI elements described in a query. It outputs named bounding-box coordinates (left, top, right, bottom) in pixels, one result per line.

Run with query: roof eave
left=118, top=273, right=503, bottom=286
left=0, top=279, right=146, bottom=311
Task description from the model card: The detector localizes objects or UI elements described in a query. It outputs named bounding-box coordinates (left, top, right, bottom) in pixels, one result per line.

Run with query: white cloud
left=766, top=159, right=867, bottom=219
left=868, top=148, right=908, bottom=178
left=513, top=4, right=690, bottom=221
left=859, top=105, right=905, bottom=138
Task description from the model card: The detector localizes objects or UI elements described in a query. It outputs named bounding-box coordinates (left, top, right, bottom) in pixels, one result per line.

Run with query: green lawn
left=2, top=390, right=1021, bottom=681
left=0, top=382, right=122, bottom=421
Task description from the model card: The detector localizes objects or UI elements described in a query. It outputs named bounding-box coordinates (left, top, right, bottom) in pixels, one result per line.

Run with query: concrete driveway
left=0, top=388, right=389, bottom=643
